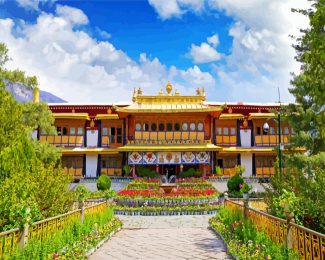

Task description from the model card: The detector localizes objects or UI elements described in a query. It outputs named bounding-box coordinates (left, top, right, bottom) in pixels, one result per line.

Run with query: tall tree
left=0, top=43, right=71, bottom=231
left=266, top=0, right=325, bottom=233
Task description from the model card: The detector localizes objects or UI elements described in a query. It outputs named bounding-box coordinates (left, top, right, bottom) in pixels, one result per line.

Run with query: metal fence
left=225, top=199, right=325, bottom=260
left=0, top=201, right=107, bottom=258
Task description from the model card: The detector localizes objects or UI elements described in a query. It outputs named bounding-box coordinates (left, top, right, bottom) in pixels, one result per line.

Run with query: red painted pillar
left=156, top=164, right=159, bottom=174
left=132, top=165, right=136, bottom=178
left=203, top=164, right=207, bottom=178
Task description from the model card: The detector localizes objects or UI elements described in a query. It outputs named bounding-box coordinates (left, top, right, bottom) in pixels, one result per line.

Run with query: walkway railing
left=0, top=201, right=107, bottom=258
left=225, top=199, right=325, bottom=260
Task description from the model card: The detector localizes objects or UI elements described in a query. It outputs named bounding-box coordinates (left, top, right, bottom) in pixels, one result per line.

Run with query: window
left=117, top=128, right=122, bottom=143
left=198, top=122, right=203, bottom=131
left=223, top=127, right=229, bottom=135
left=77, top=127, right=83, bottom=135
left=284, top=127, right=289, bottom=135
left=216, top=127, right=222, bottom=135
left=190, top=123, right=196, bottom=131
left=167, top=122, right=172, bottom=131
left=62, top=127, right=68, bottom=135
left=256, top=127, right=261, bottom=135
left=174, top=123, right=180, bottom=131
left=230, top=127, right=236, bottom=136
left=143, top=122, right=149, bottom=131
left=151, top=123, right=157, bottom=131
left=182, top=122, right=188, bottom=131
left=135, top=123, right=141, bottom=131
left=102, top=127, right=108, bottom=136
left=262, top=128, right=268, bottom=135
left=159, top=123, right=165, bottom=131
left=270, top=127, right=275, bottom=135
left=70, top=127, right=75, bottom=135
left=57, top=127, right=62, bottom=135
left=108, top=126, right=123, bottom=144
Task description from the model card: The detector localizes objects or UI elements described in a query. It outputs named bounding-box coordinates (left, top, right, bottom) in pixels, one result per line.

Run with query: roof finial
left=33, top=85, right=40, bottom=103
left=132, top=87, right=137, bottom=102
left=166, top=82, right=172, bottom=95
left=137, top=87, right=142, bottom=96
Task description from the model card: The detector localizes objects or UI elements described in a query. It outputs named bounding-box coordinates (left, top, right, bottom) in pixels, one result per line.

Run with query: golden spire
left=33, top=86, right=40, bottom=103
left=174, top=89, right=180, bottom=96
left=166, top=82, right=172, bottom=95
left=137, top=87, right=142, bottom=96
left=132, top=87, right=137, bottom=102
left=158, top=89, right=163, bottom=96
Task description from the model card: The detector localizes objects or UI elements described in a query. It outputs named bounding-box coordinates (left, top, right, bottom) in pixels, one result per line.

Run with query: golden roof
left=53, top=113, right=90, bottom=120
left=219, top=113, right=244, bottom=120
left=61, top=147, right=119, bottom=155
left=219, top=147, right=275, bottom=154
left=248, top=113, right=276, bottom=120
left=115, top=83, right=222, bottom=114
left=95, top=114, right=119, bottom=120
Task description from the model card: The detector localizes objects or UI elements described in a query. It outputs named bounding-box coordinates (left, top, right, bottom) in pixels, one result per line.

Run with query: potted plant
left=216, top=166, right=222, bottom=176
left=240, top=182, right=252, bottom=199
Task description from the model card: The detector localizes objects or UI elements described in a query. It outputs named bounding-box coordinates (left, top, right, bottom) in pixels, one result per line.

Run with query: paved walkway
left=90, top=216, right=231, bottom=260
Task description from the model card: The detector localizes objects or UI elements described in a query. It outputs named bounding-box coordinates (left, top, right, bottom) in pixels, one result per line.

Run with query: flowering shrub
left=209, top=207, right=298, bottom=260
left=239, top=183, right=252, bottom=194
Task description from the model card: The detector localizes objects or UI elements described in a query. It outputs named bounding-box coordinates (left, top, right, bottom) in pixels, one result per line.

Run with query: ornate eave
left=248, top=113, right=276, bottom=120
left=219, top=113, right=245, bottom=120
left=118, top=143, right=222, bottom=152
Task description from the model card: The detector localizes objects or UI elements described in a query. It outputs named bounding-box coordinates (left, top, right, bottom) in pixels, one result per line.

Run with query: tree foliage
left=0, top=43, right=72, bottom=231
left=266, top=1, right=325, bottom=233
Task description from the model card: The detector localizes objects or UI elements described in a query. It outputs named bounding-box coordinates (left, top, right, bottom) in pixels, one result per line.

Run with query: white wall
left=87, top=130, right=98, bottom=147
left=241, top=153, right=252, bottom=177
left=86, top=155, right=98, bottom=177
left=240, top=129, right=251, bottom=147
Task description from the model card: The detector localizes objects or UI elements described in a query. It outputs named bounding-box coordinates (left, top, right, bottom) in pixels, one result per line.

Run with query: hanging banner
left=143, top=152, right=157, bottom=164
left=181, top=152, right=196, bottom=164
left=196, top=151, right=210, bottom=164
left=128, top=152, right=142, bottom=164
left=157, top=152, right=181, bottom=164
left=128, top=151, right=210, bottom=165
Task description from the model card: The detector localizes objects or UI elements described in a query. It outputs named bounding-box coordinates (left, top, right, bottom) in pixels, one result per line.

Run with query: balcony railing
left=255, top=167, right=287, bottom=177
left=63, top=167, right=83, bottom=179
left=127, top=131, right=209, bottom=145
left=40, top=135, right=84, bottom=147
left=255, top=135, right=290, bottom=147
left=100, top=168, right=122, bottom=176
left=216, top=135, right=237, bottom=146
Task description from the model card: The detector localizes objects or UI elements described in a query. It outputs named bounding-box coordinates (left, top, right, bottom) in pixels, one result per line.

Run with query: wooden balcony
left=216, top=135, right=237, bottom=146
left=63, top=167, right=83, bottom=179
left=255, top=135, right=290, bottom=147
left=133, top=131, right=205, bottom=141
left=40, top=135, right=84, bottom=147
left=100, top=168, right=122, bottom=176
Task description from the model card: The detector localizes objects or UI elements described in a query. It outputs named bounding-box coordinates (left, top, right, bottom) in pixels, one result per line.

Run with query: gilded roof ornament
left=196, top=88, right=201, bottom=96
left=166, top=82, right=172, bottom=95
left=174, top=89, right=180, bottom=96
left=158, top=89, right=163, bottom=96
left=137, top=87, right=143, bottom=96
left=132, top=87, right=137, bottom=102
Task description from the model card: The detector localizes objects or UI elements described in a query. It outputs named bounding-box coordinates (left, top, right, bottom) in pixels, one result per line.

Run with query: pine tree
left=266, top=0, right=325, bottom=233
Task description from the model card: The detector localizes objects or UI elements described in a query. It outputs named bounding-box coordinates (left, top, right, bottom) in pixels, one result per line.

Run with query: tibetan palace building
left=37, top=83, right=295, bottom=179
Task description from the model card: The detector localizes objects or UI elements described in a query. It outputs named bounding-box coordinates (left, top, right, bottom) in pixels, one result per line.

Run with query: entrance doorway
left=164, top=165, right=176, bottom=179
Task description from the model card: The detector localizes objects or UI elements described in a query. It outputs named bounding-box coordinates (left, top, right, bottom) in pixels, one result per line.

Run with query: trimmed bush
left=179, top=168, right=202, bottom=178
left=227, top=174, right=244, bottom=193
left=136, top=166, right=160, bottom=178
left=97, top=175, right=112, bottom=191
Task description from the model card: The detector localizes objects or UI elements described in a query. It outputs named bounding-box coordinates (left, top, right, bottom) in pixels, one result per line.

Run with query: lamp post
left=263, top=111, right=283, bottom=175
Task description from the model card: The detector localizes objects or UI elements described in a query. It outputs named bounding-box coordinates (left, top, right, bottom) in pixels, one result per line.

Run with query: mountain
left=6, top=83, right=66, bottom=103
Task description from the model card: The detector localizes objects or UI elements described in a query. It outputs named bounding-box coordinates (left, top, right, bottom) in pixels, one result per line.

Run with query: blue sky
left=0, top=0, right=309, bottom=102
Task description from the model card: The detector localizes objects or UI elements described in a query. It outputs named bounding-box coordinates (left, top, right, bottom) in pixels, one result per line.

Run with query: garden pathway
left=89, top=215, right=232, bottom=260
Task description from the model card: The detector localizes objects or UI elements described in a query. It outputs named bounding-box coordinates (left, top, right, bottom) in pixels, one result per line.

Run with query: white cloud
left=207, top=34, right=219, bottom=47
left=158, top=0, right=310, bottom=102
left=12, top=0, right=55, bottom=10
left=189, top=42, right=221, bottom=64
left=148, top=0, right=204, bottom=19
left=0, top=6, right=215, bottom=102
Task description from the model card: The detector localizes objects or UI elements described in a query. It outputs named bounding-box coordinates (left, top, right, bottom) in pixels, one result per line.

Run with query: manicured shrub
left=97, top=175, right=112, bottom=191
left=76, top=185, right=89, bottom=201
left=179, top=168, right=202, bottom=178
left=227, top=174, right=244, bottom=193
left=136, top=166, right=160, bottom=178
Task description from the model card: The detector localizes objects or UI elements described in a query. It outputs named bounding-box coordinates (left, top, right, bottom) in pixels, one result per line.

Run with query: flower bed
left=209, top=207, right=298, bottom=260
left=115, top=204, right=220, bottom=216
left=9, top=206, right=123, bottom=260
left=114, top=179, right=221, bottom=215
